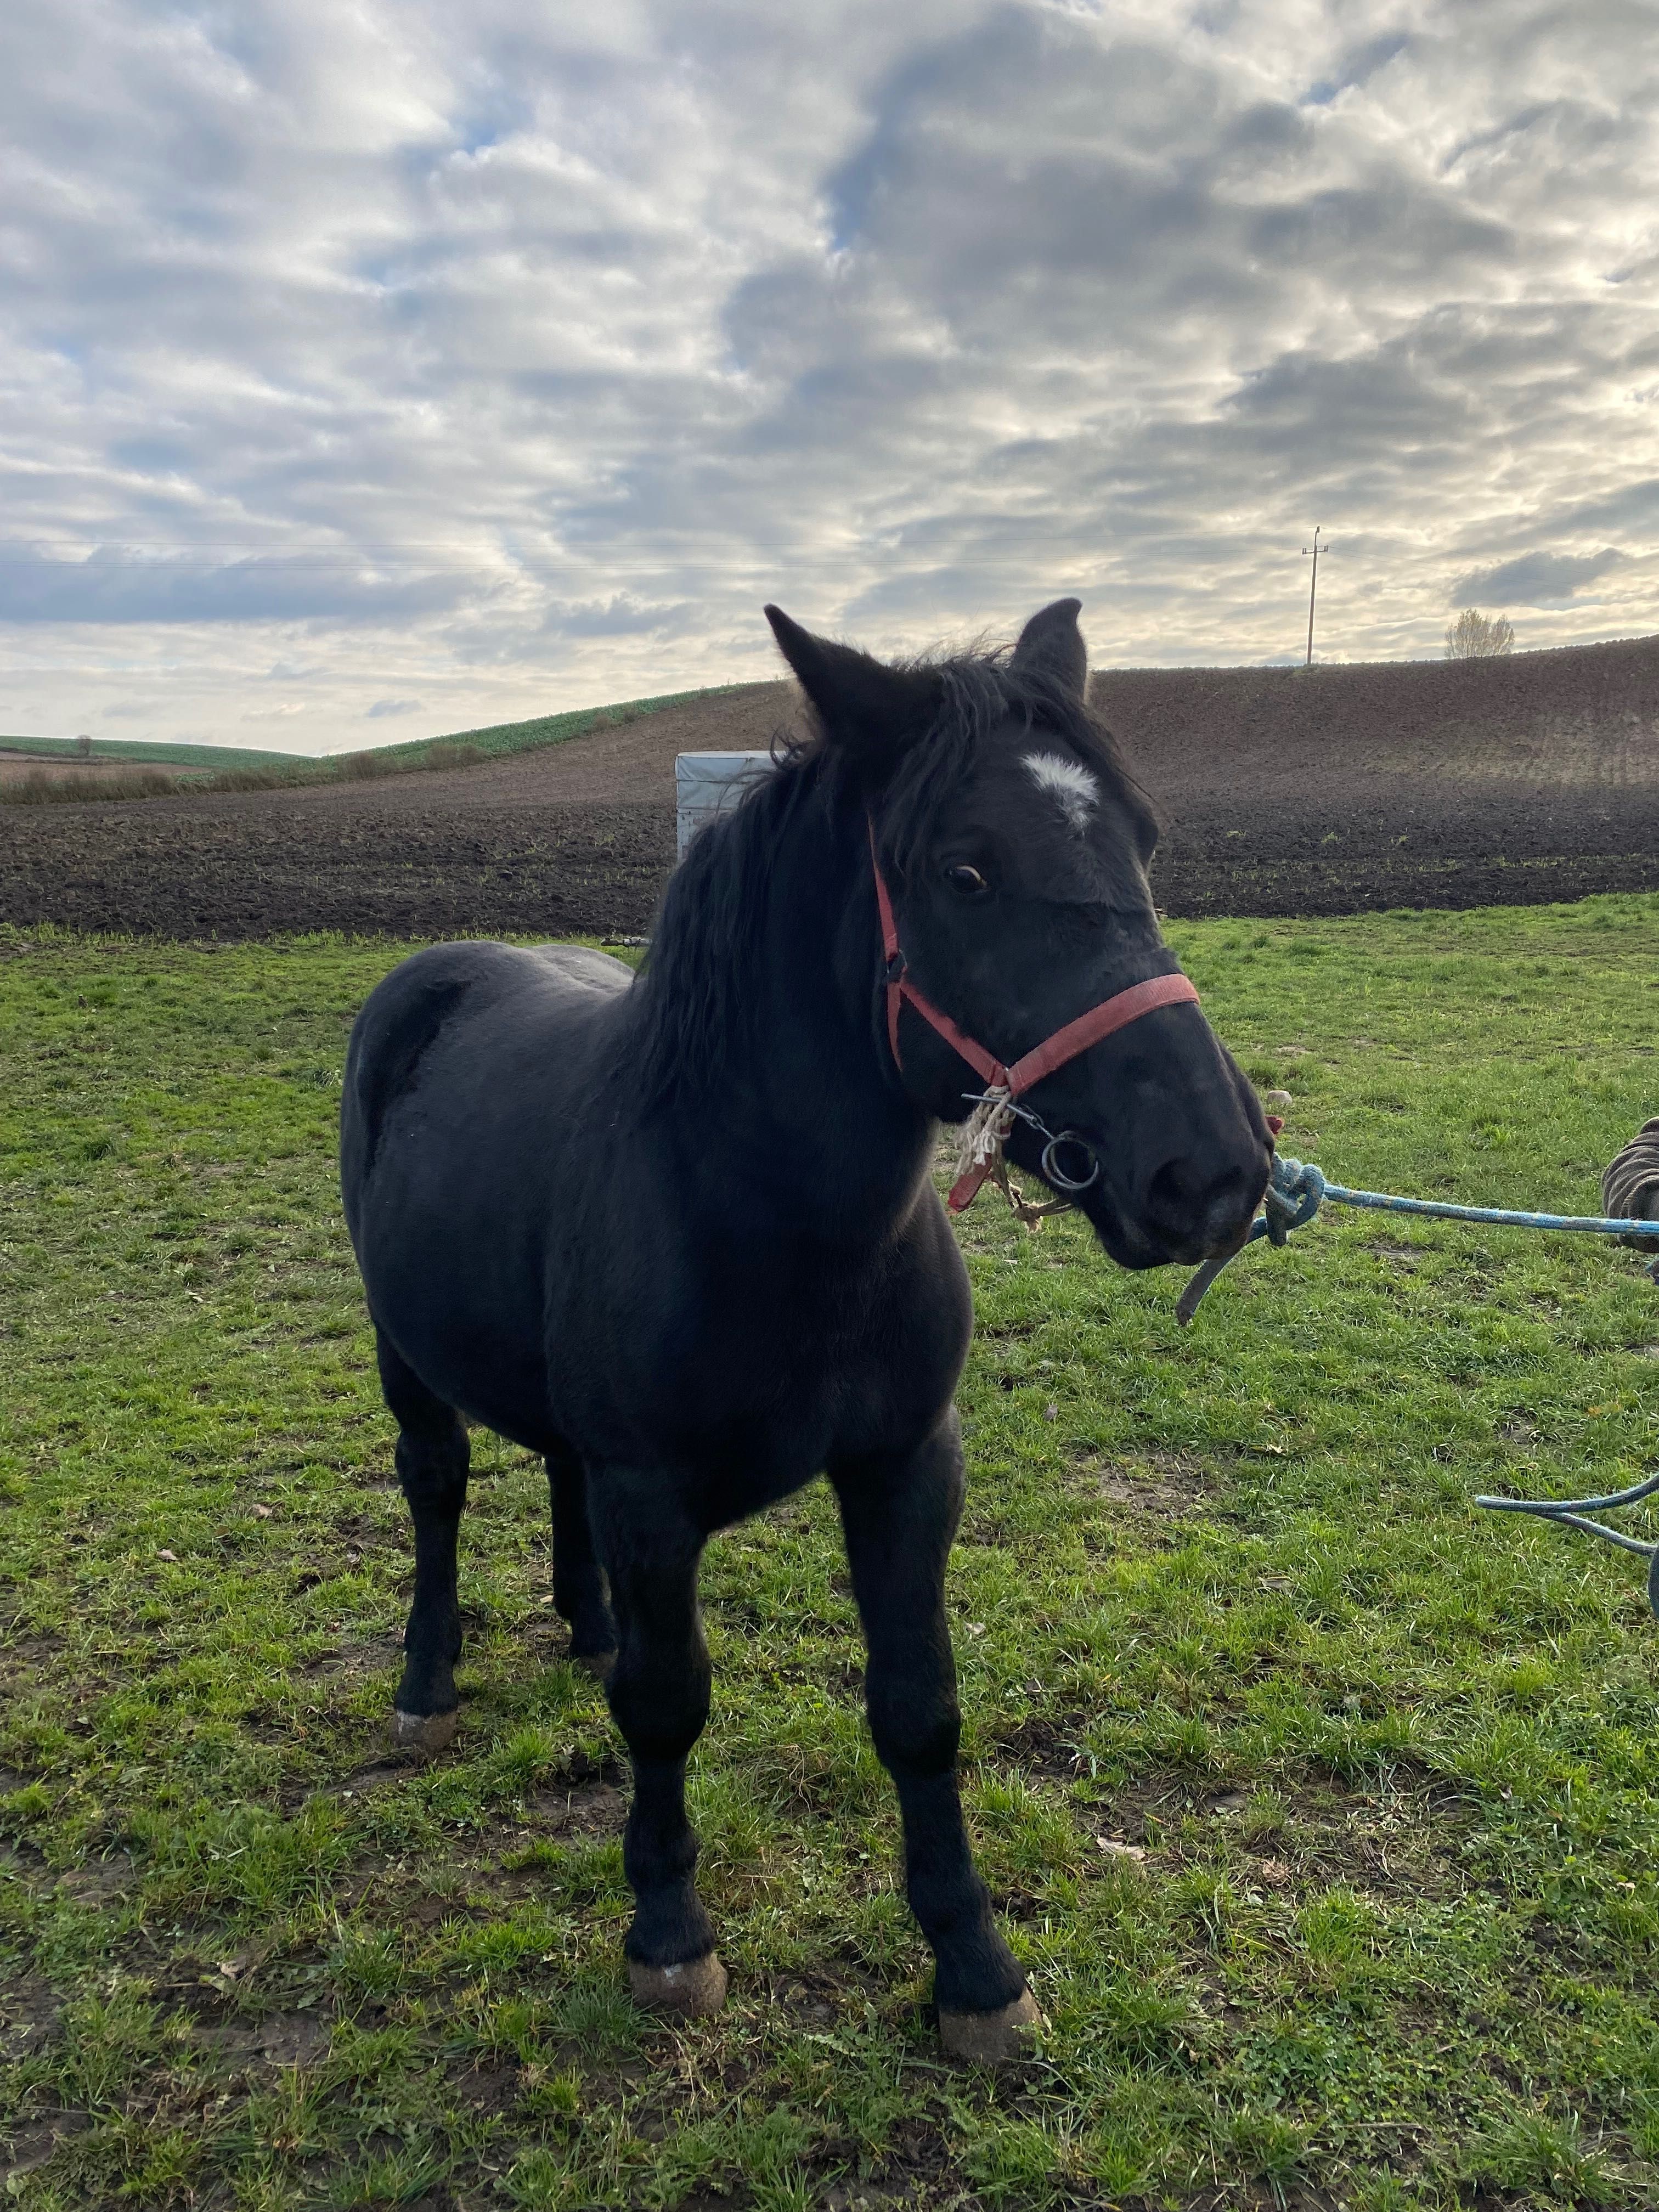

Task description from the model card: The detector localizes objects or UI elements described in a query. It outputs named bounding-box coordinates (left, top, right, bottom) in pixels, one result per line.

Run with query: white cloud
left=0, top=0, right=1656, bottom=751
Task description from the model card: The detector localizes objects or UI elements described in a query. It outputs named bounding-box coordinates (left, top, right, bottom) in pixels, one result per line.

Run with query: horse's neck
left=717, top=801, right=935, bottom=1243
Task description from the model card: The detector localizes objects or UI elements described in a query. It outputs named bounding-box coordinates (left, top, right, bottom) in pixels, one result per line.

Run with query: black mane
left=628, top=739, right=834, bottom=1108
left=629, top=647, right=1146, bottom=1106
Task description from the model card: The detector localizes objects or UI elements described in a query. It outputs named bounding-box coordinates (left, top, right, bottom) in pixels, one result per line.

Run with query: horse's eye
left=944, top=864, right=988, bottom=896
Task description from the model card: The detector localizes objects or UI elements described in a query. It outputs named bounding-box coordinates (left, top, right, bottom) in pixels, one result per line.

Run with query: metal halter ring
left=1040, top=1131, right=1101, bottom=1193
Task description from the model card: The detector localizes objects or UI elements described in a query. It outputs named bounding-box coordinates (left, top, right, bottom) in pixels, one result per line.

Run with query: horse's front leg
left=832, top=1410, right=1042, bottom=2064
left=589, top=1474, right=725, bottom=2017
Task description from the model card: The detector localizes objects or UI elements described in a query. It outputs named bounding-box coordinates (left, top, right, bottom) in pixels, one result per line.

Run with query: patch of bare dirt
left=983, top=1709, right=1102, bottom=1787
left=982, top=1735, right=1474, bottom=1905
left=1080, top=1449, right=1214, bottom=1518
left=0, top=1632, right=66, bottom=1688
left=0, top=1976, right=60, bottom=2061
left=300, top=1633, right=400, bottom=1680
left=0, top=2114, right=90, bottom=2194
left=524, top=1774, right=627, bottom=1836
left=203, top=2009, right=333, bottom=2068
left=53, top=1853, right=135, bottom=1904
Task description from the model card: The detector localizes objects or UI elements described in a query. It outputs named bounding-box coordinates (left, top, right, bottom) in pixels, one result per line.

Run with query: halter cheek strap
left=866, top=815, right=1202, bottom=1208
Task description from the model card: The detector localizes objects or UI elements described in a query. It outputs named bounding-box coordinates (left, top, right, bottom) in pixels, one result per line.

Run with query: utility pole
left=1301, top=527, right=1326, bottom=667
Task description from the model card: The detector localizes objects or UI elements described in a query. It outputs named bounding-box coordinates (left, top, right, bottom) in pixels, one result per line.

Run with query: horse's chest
left=552, top=1239, right=967, bottom=1501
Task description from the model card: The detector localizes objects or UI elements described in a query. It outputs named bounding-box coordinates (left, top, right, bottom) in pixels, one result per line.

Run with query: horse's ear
left=764, top=606, right=940, bottom=770
left=1010, top=597, right=1086, bottom=698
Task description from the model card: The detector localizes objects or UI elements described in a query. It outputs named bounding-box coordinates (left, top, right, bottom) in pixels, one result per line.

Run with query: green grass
left=0, top=737, right=306, bottom=769
left=3, top=898, right=1658, bottom=2209
left=384, top=681, right=760, bottom=766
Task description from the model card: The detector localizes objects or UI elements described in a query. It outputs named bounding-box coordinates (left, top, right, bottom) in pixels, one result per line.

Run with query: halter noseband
left=866, top=816, right=1201, bottom=1212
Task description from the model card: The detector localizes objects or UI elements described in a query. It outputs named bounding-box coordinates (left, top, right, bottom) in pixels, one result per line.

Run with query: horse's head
left=765, top=597, right=1271, bottom=1269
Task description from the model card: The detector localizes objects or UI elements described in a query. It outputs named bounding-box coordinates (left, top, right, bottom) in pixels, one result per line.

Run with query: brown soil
left=4, top=637, right=1659, bottom=940
left=1097, top=636, right=1659, bottom=918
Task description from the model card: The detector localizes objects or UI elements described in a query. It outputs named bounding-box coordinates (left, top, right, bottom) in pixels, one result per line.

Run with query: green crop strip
left=1, top=679, right=758, bottom=798
left=2, top=899, right=1657, bottom=2209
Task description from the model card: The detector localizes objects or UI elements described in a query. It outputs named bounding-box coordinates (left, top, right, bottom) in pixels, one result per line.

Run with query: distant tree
left=1444, top=609, right=1515, bottom=659
left=75, top=733, right=92, bottom=759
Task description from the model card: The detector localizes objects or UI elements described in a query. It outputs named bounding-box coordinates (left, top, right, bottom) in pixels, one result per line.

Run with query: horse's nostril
left=1146, top=1159, right=1259, bottom=1250
left=1147, top=1159, right=1200, bottom=1222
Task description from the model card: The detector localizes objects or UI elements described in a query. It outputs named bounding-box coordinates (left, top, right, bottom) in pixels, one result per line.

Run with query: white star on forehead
left=1022, top=750, right=1099, bottom=834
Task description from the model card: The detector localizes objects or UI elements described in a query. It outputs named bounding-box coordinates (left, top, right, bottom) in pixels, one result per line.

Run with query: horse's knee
left=391, top=1398, right=469, bottom=1729
left=900, top=1412, right=967, bottom=1530
left=395, top=1420, right=469, bottom=1508
left=608, top=1641, right=711, bottom=1765
left=868, top=1679, right=960, bottom=1780
left=586, top=1481, right=706, bottom=1756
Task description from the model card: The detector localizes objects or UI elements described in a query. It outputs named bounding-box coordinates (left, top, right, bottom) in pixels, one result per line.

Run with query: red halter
left=867, top=817, right=1201, bottom=1208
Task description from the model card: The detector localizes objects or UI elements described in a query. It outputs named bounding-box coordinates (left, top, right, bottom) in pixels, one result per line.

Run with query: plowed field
left=6, top=635, right=1659, bottom=938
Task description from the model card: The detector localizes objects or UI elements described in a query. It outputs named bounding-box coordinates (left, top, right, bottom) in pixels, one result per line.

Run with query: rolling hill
left=4, top=634, right=1658, bottom=937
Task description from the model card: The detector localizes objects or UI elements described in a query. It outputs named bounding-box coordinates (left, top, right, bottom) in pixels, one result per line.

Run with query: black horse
left=340, top=599, right=1269, bottom=2062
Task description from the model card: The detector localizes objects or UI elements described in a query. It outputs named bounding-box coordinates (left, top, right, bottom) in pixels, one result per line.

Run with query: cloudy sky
left=3, top=0, right=1657, bottom=753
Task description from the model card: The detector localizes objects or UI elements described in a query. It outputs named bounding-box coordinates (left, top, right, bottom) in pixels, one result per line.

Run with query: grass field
left=3, top=899, right=1659, bottom=2210
left=0, top=740, right=307, bottom=771
left=397, top=685, right=755, bottom=766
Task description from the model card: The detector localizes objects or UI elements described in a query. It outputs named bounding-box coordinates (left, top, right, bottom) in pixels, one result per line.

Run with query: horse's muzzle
left=1079, top=1146, right=1272, bottom=1271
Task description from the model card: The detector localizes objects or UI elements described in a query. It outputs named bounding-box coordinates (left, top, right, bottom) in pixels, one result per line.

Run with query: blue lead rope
left=1178, top=1155, right=1659, bottom=1327
left=1177, top=1155, right=1659, bottom=1614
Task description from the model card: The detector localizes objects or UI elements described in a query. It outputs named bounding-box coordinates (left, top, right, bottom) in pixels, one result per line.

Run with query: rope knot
left=1262, top=1155, right=1326, bottom=1246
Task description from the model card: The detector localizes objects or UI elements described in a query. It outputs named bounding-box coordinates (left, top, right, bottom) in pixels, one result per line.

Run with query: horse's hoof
left=575, top=1648, right=617, bottom=1683
left=939, top=1988, right=1045, bottom=2064
left=628, top=1951, right=728, bottom=2018
left=391, top=1707, right=457, bottom=1755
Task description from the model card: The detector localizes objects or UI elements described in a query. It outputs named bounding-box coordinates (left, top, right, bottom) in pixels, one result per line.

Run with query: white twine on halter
left=949, top=1087, right=1076, bottom=1227
left=953, top=1085, right=1016, bottom=1188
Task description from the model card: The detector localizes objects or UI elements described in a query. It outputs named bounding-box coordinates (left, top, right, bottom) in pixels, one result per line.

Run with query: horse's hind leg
left=588, top=1475, right=725, bottom=2017
left=376, top=1331, right=470, bottom=1753
left=832, top=1410, right=1041, bottom=2066
left=546, top=1439, right=617, bottom=1674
